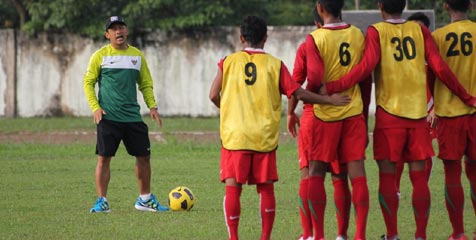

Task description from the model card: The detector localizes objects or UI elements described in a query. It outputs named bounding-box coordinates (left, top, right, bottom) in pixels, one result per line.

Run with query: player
left=294, top=1, right=372, bottom=239
left=287, top=8, right=354, bottom=240
left=83, top=16, right=169, bottom=213
left=209, top=16, right=351, bottom=240
left=321, top=0, right=476, bottom=239
left=432, top=1, right=476, bottom=239
left=395, top=11, right=436, bottom=197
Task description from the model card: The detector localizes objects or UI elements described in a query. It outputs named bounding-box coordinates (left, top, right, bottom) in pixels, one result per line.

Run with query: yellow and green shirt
left=83, top=44, right=156, bottom=122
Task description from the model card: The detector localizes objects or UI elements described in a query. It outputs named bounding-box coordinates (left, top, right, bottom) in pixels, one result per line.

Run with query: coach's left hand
left=150, top=107, right=162, bottom=127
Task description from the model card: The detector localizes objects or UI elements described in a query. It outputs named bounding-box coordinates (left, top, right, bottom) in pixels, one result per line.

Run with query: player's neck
left=243, top=42, right=265, bottom=49
left=450, top=12, right=468, bottom=23
left=323, top=16, right=342, bottom=25
left=111, top=43, right=129, bottom=50
left=382, top=12, right=403, bottom=21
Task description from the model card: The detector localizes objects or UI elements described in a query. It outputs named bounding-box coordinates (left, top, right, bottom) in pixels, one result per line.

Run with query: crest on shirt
left=131, top=59, right=137, bottom=65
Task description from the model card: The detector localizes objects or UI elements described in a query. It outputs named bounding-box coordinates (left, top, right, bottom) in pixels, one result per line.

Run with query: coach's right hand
left=93, top=108, right=106, bottom=124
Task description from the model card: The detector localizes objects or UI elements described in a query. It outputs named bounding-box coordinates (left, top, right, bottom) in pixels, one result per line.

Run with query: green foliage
left=123, top=1, right=234, bottom=31
left=0, top=0, right=19, bottom=28
left=23, top=0, right=130, bottom=36
left=267, top=1, right=315, bottom=26
left=1, top=0, right=312, bottom=38
left=2, top=0, right=476, bottom=38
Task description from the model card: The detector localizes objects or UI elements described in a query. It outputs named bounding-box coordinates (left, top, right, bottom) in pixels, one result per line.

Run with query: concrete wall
left=0, top=10, right=434, bottom=118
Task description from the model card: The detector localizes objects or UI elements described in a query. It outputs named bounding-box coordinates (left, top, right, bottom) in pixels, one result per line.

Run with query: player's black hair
left=313, top=6, right=324, bottom=25
left=407, top=12, right=430, bottom=28
left=445, top=0, right=471, bottom=12
left=240, top=16, right=267, bottom=46
left=378, top=0, right=406, bottom=14
left=317, top=0, right=344, bottom=18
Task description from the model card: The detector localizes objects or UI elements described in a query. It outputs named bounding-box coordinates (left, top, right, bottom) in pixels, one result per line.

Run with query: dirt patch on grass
left=0, top=131, right=294, bottom=144
left=0, top=131, right=222, bottom=144
left=0, top=131, right=96, bottom=144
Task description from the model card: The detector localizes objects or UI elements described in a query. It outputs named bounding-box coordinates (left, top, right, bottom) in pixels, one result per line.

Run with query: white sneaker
left=381, top=235, right=400, bottom=240
left=336, top=236, right=348, bottom=240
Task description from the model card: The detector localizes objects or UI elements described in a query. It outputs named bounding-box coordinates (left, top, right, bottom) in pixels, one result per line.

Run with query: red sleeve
left=423, top=26, right=476, bottom=106
left=217, top=58, right=225, bottom=71
left=426, top=65, right=435, bottom=98
left=359, top=75, right=372, bottom=124
left=292, top=42, right=307, bottom=85
left=304, top=35, right=325, bottom=92
left=326, top=26, right=381, bottom=95
left=280, top=62, right=301, bottom=98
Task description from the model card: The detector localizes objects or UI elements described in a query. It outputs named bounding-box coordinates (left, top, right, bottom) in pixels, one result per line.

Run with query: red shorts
left=437, top=114, right=476, bottom=161
left=298, top=109, right=347, bottom=174
left=373, top=127, right=434, bottom=162
left=220, top=148, right=278, bottom=184
left=308, top=114, right=367, bottom=173
left=297, top=108, right=314, bottom=170
left=428, top=121, right=437, bottom=139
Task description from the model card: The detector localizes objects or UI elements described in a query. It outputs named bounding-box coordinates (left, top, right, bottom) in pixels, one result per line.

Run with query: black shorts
left=96, top=119, right=151, bottom=157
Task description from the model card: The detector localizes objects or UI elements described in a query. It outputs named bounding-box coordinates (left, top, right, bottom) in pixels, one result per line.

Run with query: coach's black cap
left=105, top=16, right=126, bottom=31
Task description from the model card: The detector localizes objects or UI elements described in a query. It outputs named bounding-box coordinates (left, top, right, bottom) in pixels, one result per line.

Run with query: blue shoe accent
left=134, top=194, right=169, bottom=212
left=90, top=197, right=110, bottom=213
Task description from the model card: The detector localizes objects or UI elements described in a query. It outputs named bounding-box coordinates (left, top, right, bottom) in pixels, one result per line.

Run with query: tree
left=1, top=0, right=475, bottom=37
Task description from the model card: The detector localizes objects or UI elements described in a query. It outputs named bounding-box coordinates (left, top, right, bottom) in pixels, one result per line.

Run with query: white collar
left=244, top=47, right=265, bottom=53
left=322, top=22, right=348, bottom=28
left=385, top=19, right=406, bottom=24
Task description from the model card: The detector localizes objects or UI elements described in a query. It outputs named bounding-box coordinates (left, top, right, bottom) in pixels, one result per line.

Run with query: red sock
left=379, top=172, right=399, bottom=238
left=257, top=183, right=275, bottom=240
left=224, top=186, right=242, bottom=240
left=464, top=161, right=476, bottom=216
left=444, top=161, right=465, bottom=237
left=333, top=177, right=351, bottom=238
left=308, top=176, right=326, bottom=239
left=351, top=176, right=369, bottom=240
left=425, top=157, right=433, bottom=182
left=395, top=162, right=404, bottom=193
left=299, top=178, right=313, bottom=238
left=410, top=170, right=431, bottom=239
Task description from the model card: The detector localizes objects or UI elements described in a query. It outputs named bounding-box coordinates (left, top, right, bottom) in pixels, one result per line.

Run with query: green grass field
left=0, top=117, right=475, bottom=239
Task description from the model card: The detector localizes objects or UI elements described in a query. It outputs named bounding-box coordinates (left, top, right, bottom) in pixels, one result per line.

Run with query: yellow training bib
left=220, top=51, right=282, bottom=152
left=311, top=26, right=365, bottom=121
left=373, top=21, right=427, bottom=119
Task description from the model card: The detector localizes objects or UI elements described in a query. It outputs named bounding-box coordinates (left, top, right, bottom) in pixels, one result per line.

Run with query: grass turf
left=0, top=117, right=474, bottom=239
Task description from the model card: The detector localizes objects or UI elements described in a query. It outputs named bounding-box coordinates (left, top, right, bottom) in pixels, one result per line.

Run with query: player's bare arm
left=327, top=93, right=351, bottom=105
left=209, top=68, right=223, bottom=108
left=293, top=88, right=350, bottom=106
left=318, top=84, right=327, bottom=95
left=93, top=108, right=106, bottom=124
left=287, top=95, right=300, bottom=138
left=150, top=107, right=162, bottom=127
